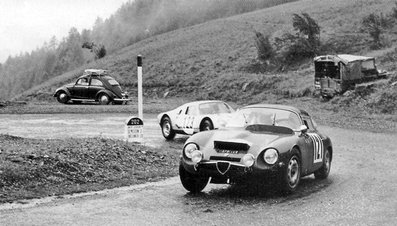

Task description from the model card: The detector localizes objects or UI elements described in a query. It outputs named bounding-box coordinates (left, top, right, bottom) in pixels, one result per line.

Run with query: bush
left=254, top=31, right=274, bottom=63
left=273, top=13, right=320, bottom=65
left=361, top=13, right=392, bottom=49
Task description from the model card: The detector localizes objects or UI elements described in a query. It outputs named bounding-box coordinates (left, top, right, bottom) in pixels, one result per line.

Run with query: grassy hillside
left=13, top=0, right=397, bottom=120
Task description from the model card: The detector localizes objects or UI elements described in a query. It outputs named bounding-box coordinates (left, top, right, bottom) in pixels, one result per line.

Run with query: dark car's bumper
left=181, top=159, right=284, bottom=183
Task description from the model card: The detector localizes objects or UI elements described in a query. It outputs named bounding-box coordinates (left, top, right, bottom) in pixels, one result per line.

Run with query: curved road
left=0, top=114, right=396, bottom=225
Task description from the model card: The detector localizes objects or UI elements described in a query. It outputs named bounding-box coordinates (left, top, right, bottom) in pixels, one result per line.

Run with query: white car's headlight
left=242, top=154, right=255, bottom=167
left=263, top=148, right=278, bottom=165
left=184, top=143, right=199, bottom=159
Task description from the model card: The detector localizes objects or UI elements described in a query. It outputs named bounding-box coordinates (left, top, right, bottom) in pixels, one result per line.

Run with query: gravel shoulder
left=1, top=126, right=396, bottom=225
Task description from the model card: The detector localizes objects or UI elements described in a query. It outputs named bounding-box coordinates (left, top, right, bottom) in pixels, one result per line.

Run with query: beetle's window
left=90, top=78, right=103, bottom=86
left=108, top=79, right=120, bottom=86
left=76, top=78, right=89, bottom=85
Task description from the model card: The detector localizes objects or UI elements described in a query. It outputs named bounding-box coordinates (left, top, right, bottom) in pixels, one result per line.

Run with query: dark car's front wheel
left=179, top=164, right=209, bottom=193
left=98, top=94, right=111, bottom=105
left=279, top=153, right=301, bottom=194
left=56, top=91, right=69, bottom=104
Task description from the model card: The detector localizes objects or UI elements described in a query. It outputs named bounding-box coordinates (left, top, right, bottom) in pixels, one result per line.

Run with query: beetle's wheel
left=56, top=91, right=69, bottom=104
left=99, top=94, right=110, bottom=105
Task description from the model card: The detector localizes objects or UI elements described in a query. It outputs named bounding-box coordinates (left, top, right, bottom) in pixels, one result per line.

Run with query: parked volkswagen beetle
left=53, top=69, right=129, bottom=105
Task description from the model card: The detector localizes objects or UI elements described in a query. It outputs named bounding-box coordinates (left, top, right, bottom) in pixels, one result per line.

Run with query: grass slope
left=12, top=0, right=397, bottom=122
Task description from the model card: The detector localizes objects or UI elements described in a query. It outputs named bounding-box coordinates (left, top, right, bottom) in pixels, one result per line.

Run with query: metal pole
left=137, top=55, right=143, bottom=119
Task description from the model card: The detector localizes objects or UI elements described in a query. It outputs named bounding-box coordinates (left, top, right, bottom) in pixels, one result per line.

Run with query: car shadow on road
left=182, top=176, right=333, bottom=209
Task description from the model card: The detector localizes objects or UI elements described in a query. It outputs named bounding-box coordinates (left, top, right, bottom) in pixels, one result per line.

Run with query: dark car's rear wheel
left=200, top=119, right=213, bottom=131
left=98, top=94, right=111, bottom=105
left=279, top=153, right=301, bottom=194
left=161, top=116, right=176, bottom=140
left=56, top=91, right=69, bottom=104
left=314, top=148, right=331, bottom=179
left=179, top=164, right=209, bottom=193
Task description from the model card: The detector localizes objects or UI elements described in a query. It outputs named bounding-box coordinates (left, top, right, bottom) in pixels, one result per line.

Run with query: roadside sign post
left=125, top=55, right=144, bottom=143
left=125, top=117, right=144, bottom=143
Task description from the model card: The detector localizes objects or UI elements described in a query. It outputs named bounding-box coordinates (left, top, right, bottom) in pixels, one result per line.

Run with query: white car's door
left=175, top=104, right=197, bottom=134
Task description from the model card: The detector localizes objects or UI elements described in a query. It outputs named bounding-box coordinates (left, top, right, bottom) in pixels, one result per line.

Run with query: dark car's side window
left=303, top=117, right=316, bottom=132
left=90, top=78, right=103, bottom=86
left=76, top=78, right=89, bottom=85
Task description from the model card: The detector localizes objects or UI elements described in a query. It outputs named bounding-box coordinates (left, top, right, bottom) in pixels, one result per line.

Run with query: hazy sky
left=0, top=0, right=129, bottom=63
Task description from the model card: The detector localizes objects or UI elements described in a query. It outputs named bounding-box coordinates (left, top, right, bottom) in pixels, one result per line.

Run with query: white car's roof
left=181, top=100, right=224, bottom=107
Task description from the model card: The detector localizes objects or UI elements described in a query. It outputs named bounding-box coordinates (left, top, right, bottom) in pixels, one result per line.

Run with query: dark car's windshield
left=225, top=107, right=302, bottom=130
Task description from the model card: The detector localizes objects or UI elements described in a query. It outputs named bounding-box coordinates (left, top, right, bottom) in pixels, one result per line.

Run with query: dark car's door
left=88, top=78, right=104, bottom=99
left=301, top=116, right=324, bottom=171
left=72, top=78, right=89, bottom=98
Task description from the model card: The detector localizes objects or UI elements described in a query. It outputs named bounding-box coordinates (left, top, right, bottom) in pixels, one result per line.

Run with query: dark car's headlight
left=183, top=143, right=202, bottom=163
left=242, top=154, right=255, bottom=167
left=263, top=148, right=279, bottom=165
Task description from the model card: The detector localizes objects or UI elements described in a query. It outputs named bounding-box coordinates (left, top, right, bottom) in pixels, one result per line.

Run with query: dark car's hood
left=195, top=127, right=294, bottom=151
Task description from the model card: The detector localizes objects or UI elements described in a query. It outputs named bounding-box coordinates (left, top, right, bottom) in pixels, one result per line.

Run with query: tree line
left=0, top=0, right=296, bottom=100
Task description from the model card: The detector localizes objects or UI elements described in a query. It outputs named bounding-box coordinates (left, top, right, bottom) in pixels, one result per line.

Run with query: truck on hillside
left=314, top=54, right=388, bottom=98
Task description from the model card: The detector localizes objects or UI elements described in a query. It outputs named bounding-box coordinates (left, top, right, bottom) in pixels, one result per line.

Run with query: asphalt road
left=0, top=114, right=396, bottom=225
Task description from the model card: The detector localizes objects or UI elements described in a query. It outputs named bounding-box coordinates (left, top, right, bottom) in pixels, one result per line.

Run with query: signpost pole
left=137, top=55, right=143, bottom=119
left=124, top=55, right=144, bottom=143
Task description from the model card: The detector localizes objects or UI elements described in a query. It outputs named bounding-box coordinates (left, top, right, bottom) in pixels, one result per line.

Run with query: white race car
left=157, top=100, right=234, bottom=140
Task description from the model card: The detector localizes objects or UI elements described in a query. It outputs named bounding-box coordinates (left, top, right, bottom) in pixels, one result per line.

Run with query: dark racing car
left=179, top=104, right=332, bottom=193
left=53, top=69, right=129, bottom=105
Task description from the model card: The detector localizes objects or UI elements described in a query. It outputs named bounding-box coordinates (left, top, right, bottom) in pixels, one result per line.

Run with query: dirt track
left=0, top=114, right=396, bottom=225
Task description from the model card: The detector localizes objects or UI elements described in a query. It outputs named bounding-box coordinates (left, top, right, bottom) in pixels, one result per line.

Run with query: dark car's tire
left=314, top=148, right=331, bottom=179
left=279, top=153, right=301, bottom=194
left=98, top=94, right=111, bottom=105
left=200, top=119, right=213, bottom=131
left=179, top=164, right=209, bottom=193
left=56, top=91, right=69, bottom=104
left=161, top=116, right=176, bottom=140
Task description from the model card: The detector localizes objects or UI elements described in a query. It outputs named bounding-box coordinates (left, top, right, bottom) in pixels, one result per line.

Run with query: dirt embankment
left=0, top=135, right=180, bottom=204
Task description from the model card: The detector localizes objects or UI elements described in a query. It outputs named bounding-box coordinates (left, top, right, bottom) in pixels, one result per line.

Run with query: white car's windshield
left=225, top=107, right=301, bottom=130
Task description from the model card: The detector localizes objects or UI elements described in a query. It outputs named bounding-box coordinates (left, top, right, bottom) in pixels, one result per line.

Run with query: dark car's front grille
left=209, top=156, right=241, bottom=162
left=214, top=141, right=250, bottom=151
